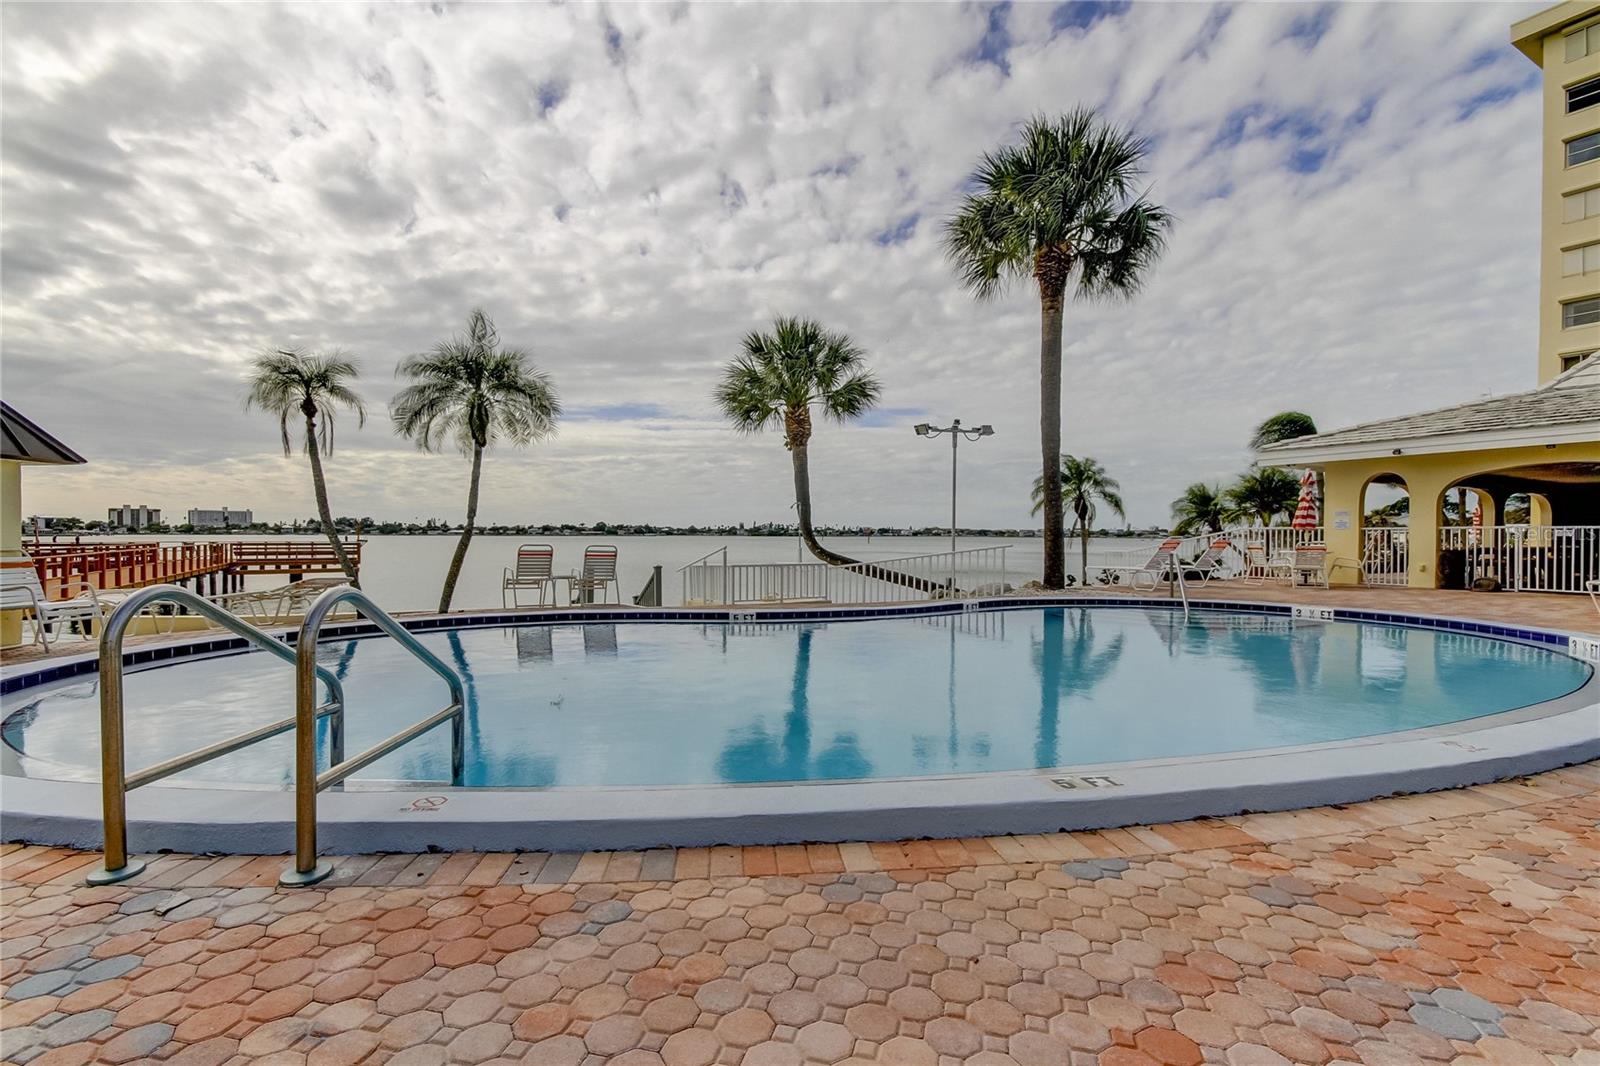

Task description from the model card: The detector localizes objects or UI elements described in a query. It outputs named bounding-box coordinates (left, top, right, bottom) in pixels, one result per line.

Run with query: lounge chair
left=1, top=567, right=106, bottom=648
left=571, top=544, right=620, bottom=605
left=1099, top=537, right=1182, bottom=591
left=1182, top=538, right=1236, bottom=583
left=503, top=544, right=556, bottom=608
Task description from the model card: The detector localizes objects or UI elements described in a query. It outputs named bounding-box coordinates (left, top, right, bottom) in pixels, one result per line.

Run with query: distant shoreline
left=21, top=526, right=1168, bottom=540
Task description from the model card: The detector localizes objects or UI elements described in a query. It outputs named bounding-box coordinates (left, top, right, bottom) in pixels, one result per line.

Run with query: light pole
left=914, top=419, right=994, bottom=556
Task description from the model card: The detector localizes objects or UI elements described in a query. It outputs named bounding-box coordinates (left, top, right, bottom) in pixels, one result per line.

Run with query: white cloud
left=2, top=1, right=1544, bottom=528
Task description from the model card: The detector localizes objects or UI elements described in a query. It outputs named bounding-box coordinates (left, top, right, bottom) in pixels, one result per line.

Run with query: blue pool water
left=1, top=608, right=1590, bottom=789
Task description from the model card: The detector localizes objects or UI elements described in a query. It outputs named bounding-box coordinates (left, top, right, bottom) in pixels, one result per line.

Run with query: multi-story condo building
left=186, top=507, right=253, bottom=529
left=1514, top=1, right=1600, bottom=381
left=107, top=504, right=160, bottom=531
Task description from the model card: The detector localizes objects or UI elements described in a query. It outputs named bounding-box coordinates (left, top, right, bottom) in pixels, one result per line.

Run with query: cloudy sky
left=2, top=1, right=1543, bottom=529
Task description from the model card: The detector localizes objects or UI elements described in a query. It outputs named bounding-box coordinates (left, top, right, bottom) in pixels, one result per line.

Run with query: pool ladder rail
left=87, top=584, right=465, bottom=889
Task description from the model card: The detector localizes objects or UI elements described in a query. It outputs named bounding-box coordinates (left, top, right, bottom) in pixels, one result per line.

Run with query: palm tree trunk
left=787, top=419, right=936, bottom=595
left=438, top=444, right=483, bottom=613
left=790, top=439, right=857, bottom=568
left=1038, top=295, right=1066, bottom=589
left=305, top=412, right=360, bottom=587
left=1080, top=521, right=1090, bottom=586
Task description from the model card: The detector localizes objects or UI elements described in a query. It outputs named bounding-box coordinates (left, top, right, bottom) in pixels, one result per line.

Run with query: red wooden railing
left=27, top=540, right=362, bottom=600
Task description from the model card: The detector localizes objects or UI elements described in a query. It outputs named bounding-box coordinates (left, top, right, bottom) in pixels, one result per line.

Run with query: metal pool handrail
left=88, top=584, right=346, bottom=886
left=281, top=586, right=466, bottom=887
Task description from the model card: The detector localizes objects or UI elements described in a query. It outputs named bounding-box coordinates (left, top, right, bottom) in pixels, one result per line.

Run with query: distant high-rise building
left=107, top=504, right=160, bottom=531
left=186, top=507, right=253, bottom=529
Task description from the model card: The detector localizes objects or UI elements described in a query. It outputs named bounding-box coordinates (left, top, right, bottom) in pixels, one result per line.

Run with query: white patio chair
left=503, top=544, right=556, bottom=608
left=571, top=544, right=620, bottom=605
left=1588, top=578, right=1599, bottom=617
left=1, top=566, right=106, bottom=648
left=1242, top=543, right=1291, bottom=585
left=1291, top=545, right=1359, bottom=587
left=1099, top=537, right=1182, bottom=591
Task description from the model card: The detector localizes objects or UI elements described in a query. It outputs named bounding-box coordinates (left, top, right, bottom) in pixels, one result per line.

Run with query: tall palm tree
left=713, top=317, right=880, bottom=567
left=1031, top=454, right=1125, bottom=585
left=391, top=309, right=560, bottom=613
left=1248, top=411, right=1318, bottom=449
left=945, top=110, right=1172, bottom=589
left=1170, top=482, right=1227, bottom=535
left=1224, top=468, right=1301, bottom=527
left=243, top=348, right=365, bottom=585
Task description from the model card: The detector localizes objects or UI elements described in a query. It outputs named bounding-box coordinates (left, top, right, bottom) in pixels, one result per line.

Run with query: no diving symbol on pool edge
left=1047, top=774, right=1122, bottom=791
left=402, top=796, right=449, bottom=813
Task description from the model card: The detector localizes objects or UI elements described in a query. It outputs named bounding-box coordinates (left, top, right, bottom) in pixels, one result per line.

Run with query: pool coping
left=2, top=596, right=1597, bottom=855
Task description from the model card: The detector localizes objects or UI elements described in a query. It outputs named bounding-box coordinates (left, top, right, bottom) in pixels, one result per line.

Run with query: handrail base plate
left=278, top=861, right=334, bottom=888
left=86, top=859, right=146, bottom=886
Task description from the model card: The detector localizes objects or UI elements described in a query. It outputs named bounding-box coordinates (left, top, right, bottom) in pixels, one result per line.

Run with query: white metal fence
left=679, top=545, right=1012, bottom=606
left=1361, top=528, right=1409, bottom=586
left=1439, top=525, right=1600, bottom=594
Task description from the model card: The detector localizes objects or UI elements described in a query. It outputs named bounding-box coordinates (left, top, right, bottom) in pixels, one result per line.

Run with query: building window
left=1570, top=131, right=1600, bottom=167
left=1572, top=76, right=1600, bottom=113
left=1561, top=349, right=1597, bottom=372
left=1565, top=186, right=1600, bottom=222
left=1563, top=242, right=1600, bottom=276
left=1569, top=23, right=1600, bottom=61
left=1564, top=296, right=1600, bottom=328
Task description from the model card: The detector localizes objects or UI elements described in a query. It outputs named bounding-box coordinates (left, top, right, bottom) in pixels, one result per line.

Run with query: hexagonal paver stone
left=98, top=1022, right=176, bottom=1064
left=923, top=1017, right=983, bottom=1059
left=716, top=1007, right=777, bottom=1049
left=443, top=989, right=503, bottom=1029
left=742, top=1040, right=805, bottom=1066
left=1048, top=1013, right=1111, bottom=1052
left=586, top=899, right=633, bottom=925
left=1408, top=1003, right=1481, bottom=1041
left=770, top=989, right=825, bottom=1028
left=73, top=955, right=142, bottom=986
left=4, top=970, right=75, bottom=1000
left=42, top=1008, right=117, bottom=1047
left=448, top=1022, right=513, bottom=1064
left=661, top=1027, right=719, bottom=1066
left=1432, top=988, right=1501, bottom=1024
left=796, top=1020, right=857, bottom=1063
left=1061, top=858, right=1129, bottom=880
left=526, top=1034, right=587, bottom=1066
left=583, top=1014, right=646, bottom=1056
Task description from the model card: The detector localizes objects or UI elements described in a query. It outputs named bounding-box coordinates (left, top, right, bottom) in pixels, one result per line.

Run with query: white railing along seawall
left=679, top=545, right=1012, bottom=606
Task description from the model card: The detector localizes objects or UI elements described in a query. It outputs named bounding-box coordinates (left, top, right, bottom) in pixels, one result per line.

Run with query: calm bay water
left=43, top=534, right=1162, bottom=610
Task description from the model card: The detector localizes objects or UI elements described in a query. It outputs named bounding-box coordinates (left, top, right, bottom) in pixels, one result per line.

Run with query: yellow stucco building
left=1255, top=2, right=1600, bottom=594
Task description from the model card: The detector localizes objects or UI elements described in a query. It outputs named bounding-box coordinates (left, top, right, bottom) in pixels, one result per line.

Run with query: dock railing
left=680, top=545, right=1011, bottom=606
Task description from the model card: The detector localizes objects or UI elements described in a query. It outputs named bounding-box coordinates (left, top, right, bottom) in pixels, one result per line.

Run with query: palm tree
left=713, top=317, right=880, bottom=567
left=391, top=309, right=561, bottom=613
left=1031, top=454, right=1125, bottom=585
left=945, top=110, right=1172, bottom=589
left=1170, top=482, right=1227, bottom=535
left=1248, top=411, right=1318, bottom=449
left=1224, top=468, right=1301, bottom=527
left=244, top=348, right=365, bottom=585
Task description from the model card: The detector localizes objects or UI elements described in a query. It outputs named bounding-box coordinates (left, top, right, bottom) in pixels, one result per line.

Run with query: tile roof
left=1256, top=359, right=1600, bottom=456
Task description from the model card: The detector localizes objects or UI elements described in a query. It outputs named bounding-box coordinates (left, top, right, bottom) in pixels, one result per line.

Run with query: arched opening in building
left=1359, top=474, right=1410, bottom=586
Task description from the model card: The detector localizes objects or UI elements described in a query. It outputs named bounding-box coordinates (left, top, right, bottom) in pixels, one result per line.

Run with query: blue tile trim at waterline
left=0, top=597, right=1583, bottom=697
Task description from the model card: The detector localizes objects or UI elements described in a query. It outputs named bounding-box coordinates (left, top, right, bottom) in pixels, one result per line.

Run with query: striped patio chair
left=571, top=544, right=621, bottom=605
left=503, top=544, right=556, bottom=607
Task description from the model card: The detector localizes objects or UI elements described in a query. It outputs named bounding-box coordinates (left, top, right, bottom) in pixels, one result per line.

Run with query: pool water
left=2, top=608, right=1589, bottom=788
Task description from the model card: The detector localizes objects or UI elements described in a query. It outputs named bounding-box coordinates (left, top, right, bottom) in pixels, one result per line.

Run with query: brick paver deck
left=4, top=762, right=1598, bottom=1065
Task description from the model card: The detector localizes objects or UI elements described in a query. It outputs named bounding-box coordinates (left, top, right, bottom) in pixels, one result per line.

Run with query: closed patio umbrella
left=1291, top=469, right=1319, bottom=531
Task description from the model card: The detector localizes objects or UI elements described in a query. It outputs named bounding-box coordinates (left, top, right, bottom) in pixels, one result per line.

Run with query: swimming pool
left=3, top=606, right=1591, bottom=790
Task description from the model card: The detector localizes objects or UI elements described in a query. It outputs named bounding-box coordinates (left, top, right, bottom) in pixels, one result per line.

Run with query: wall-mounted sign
left=1332, top=509, right=1352, bottom=531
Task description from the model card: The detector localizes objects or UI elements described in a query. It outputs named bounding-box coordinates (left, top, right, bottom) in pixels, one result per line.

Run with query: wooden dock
left=29, top=540, right=362, bottom=600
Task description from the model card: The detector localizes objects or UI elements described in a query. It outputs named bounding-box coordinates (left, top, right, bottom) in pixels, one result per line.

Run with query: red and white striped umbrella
left=1291, top=469, right=1319, bottom=530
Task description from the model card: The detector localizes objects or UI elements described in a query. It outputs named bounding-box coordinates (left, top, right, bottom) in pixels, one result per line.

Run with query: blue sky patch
left=967, top=2, right=1012, bottom=74
left=1052, top=0, right=1130, bottom=35
left=874, top=214, right=918, bottom=246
